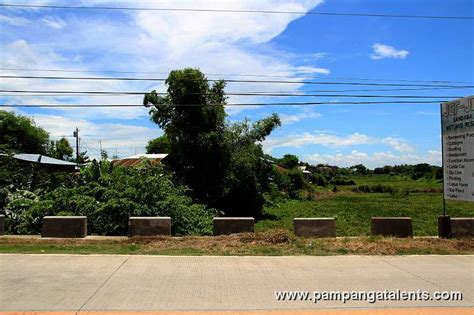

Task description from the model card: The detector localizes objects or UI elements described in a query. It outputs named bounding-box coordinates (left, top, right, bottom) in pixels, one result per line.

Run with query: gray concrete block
left=451, top=218, right=474, bottom=238
left=42, top=216, right=87, bottom=238
left=213, top=217, right=254, bottom=235
left=0, top=214, right=4, bottom=235
left=371, top=217, right=413, bottom=238
left=128, top=217, right=171, bottom=237
left=294, top=218, right=336, bottom=237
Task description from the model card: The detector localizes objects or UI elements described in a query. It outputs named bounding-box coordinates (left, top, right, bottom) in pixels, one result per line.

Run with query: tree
left=280, top=154, right=299, bottom=169
left=350, top=164, right=370, bottom=175
left=146, top=135, right=172, bottom=154
left=144, top=68, right=281, bottom=215
left=48, top=138, right=73, bottom=161
left=0, top=110, right=50, bottom=154
left=76, top=151, right=90, bottom=164
left=100, top=150, right=108, bottom=161
left=221, top=115, right=281, bottom=215
left=144, top=68, right=229, bottom=205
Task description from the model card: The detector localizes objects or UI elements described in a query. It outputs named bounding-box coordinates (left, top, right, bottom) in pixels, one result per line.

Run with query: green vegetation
left=257, top=193, right=472, bottom=236
left=1, top=70, right=472, bottom=243
left=2, top=160, right=217, bottom=236
left=0, top=110, right=75, bottom=161
left=146, top=135, right=172, bottom=154
left=0, top=110, right=50, bottom=155
left=144, top=68, right=281, bottom=217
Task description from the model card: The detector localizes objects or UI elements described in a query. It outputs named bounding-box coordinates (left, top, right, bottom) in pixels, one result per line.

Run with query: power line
left=0, top=90, right=462, bottom=99
left=1, top=101, right=445, bottom=108
left=0, top=67, right=470, bottom=84
left=2, top=75, right=472, bottom=88
left=0, top=3, right=472, bottom=20
left=0, top=87, right=468, bottom=95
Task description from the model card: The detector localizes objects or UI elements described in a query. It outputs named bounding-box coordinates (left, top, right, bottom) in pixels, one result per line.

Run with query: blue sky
left=1, top=0, right=473, bottom=167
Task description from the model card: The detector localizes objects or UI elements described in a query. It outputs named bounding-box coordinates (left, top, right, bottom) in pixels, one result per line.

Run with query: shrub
left=329, top=177, right=356, bottom=185
left=2, top=161, right=217, bottom=236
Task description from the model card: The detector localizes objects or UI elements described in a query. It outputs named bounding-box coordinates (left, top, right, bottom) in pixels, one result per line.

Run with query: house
left=112, top=153, right=168, bottom=167
left=1, top=153, right=77, bottom=173
left=298, top=166, right=312, bottom=175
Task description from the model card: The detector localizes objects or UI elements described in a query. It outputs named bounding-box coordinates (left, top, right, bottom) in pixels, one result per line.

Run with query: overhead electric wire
left=1, top=100, right=446, bottom=108
left=0, top=67, right=470, bottom=84
left=0, top=3, right=472, bottom=20
left=0, top=90, right=462, bottom=98
left=2, top=75, right=472, bottom=88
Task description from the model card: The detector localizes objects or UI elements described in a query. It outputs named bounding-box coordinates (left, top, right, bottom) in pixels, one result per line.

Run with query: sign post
left=440, top=96, right=474, bottom=237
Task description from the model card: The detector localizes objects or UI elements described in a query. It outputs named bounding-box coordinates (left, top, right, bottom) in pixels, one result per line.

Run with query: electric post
left=73, top=127, right=79, bottom=164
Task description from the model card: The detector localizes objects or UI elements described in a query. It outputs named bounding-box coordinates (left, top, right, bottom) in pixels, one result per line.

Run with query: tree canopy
left=146, top=135, right=172, bottom=154
left=0, top=110, right=50, bottom=154
left=144, top=68, right=281, bottom=216
left=48, top=137, right=74, bottom=161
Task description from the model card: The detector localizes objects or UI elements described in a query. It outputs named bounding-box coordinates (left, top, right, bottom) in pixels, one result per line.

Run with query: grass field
left=257, top=175, right=473, bottom=236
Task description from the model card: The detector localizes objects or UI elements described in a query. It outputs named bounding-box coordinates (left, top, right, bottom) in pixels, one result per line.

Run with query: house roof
left=112, top=153, right=168, bottom=167
left=4, top=153, right=77, bottom=166
left=123, top=154, right=168, bottom=159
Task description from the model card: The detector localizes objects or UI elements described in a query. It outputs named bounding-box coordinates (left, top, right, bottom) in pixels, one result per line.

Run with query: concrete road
left=0, top=254, right=472, bottom=313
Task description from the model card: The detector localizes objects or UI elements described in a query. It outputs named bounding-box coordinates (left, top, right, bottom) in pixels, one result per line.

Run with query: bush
left=2, top=161, right=217, bottom=236
left=352, top=184, right=398, bottom=195
left=271, top=168, right=310, bottom=200
left=329, top=177, right=356, bottom=185
left=309, top=173, right=328, bottom=187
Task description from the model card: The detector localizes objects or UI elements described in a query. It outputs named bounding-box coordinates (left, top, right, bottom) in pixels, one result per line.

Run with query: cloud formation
left=307, top=149, right=441, bottom=168
left=370, top=43, right=409, bottom=60
left=264, top=132, right=416, bottom=154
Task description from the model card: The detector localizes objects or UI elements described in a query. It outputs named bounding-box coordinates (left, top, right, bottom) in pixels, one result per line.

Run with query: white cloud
left=280, top=109, right=321, bottom=124
left=1, top=1, right=331, bottom=154
left=31, top=114, right=162, bottom=158
left=307, top=149, right=441, bottom=168
left=370, top=43, right=409, bottom=60
left=264, top=131, right=417, bottom=153
left=263, top=132, right=374, bottom=152
left=42, top=16, right=66, bottom=29
left=0, top=14, right=30, bottom=26
left=381, top=137, right=415, bottom=153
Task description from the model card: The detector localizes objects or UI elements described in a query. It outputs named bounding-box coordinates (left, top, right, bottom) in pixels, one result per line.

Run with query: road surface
left=0, top=254, right=472, bottom=314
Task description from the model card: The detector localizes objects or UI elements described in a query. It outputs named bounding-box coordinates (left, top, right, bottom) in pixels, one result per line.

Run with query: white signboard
left=441, top=96, right=474, bottom=201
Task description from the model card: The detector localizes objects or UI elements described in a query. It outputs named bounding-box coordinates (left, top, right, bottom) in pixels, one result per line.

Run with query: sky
left=0, top=0, right=473, bottom=167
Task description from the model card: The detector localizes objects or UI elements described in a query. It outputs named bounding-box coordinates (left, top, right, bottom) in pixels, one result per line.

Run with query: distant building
left=1, top=153, right=77, bottom=173
left=112, top=153, right=168, bottom=167
left=298, top=166, right=312, bottom=175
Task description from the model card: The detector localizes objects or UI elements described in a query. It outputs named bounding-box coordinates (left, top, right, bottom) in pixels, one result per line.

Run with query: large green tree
left=48, top=137, right=74, bottom=161
left=146, top=135, right=172, bottom=154
left=144, top=68, right=228, bottom=205
left=0, top=110, right=50, bottom=154
left=144, top=68, right=281, bottom=215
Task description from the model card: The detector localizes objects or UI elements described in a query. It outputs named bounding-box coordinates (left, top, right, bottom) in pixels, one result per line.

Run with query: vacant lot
left=257, top=175, right=473, bottom=236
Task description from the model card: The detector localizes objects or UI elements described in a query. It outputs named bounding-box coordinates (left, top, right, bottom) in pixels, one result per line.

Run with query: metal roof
left=123, top=153, right=168, bottom=159
left=112, top=153, right=168, bottom=167
left=9, top=154, right=77, bottom=166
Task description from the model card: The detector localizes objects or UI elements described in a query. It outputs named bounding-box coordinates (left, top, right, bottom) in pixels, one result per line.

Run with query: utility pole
left=73, top=127, right=79, bottom=163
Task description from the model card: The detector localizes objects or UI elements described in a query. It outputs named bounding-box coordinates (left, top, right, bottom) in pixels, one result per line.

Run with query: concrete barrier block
left=213, top=217, right=254, bottom=235
left=42, top=216, right=87, bottom=238
left=451, top=218, right=474, bottom=238
left=371, top=217, right=413, bottom=238
left=128, top=217, right=171, bottom=237
left=0, top=214, right=4, bottom=236
left=438, top=215, right=451, bottom=238
left=294, top=218, right=336, bottom=237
